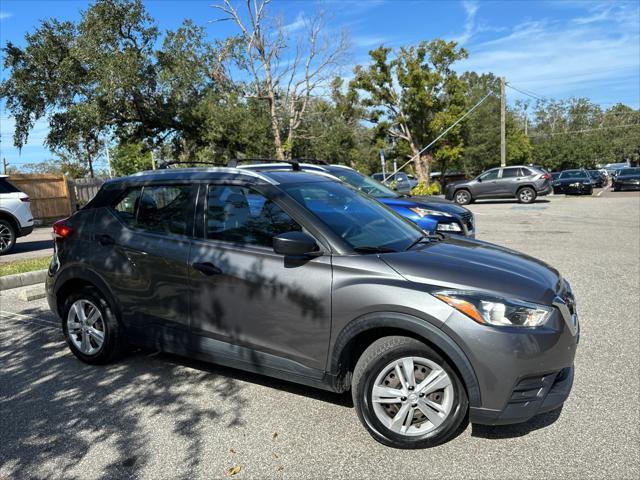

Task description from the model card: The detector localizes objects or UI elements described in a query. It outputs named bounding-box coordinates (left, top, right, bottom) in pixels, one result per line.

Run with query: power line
left=505, top=83, right=550, bottom=102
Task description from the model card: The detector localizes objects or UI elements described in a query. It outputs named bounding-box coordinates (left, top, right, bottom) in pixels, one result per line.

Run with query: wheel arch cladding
left=54, top=267, right=121, bottom=321
left=330, top=312, right=481, bottom=408
left=0, top=211, right=20, bottom=232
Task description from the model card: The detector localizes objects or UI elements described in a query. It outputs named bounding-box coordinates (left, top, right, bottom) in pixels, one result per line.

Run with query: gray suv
left=46, top=166, right=578, bottom=449
left=445, top=166, right=552, bottom=205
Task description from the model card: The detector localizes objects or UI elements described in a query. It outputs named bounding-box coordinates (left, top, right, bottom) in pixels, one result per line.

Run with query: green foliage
left=109, top=142, right=153, bottom=176
left=351, top=40, right=468, bottom=182
left=411, top=181, right=441, bottom=196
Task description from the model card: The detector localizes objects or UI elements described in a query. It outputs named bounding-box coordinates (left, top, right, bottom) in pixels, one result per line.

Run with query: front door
left=188, top=183, right=332, bottom=371
left=474, top=168, right=500, bottom=198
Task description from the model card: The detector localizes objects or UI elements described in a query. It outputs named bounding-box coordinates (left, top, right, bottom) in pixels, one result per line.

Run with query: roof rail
left=293, top=158, right=330, bottom=165
left=160, top=160, right=226, bottom=169
left=228, top=158, right=301, bottom=171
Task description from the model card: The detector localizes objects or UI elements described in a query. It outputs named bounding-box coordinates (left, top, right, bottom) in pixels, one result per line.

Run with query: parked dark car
left=612, top=167, right=640, bottom=191
left=553, top=170, right=593, bottom=195
left=372, top=172, right=412, bottom=195
left=550, top=172, right=561, bottom=181
left=587, top=170, right=605, bottom=188
left=445, top=166, right=552, bottom=205
left=241, top=162, right=475, bottom=237
left=46, top=166, right=579, bottom=449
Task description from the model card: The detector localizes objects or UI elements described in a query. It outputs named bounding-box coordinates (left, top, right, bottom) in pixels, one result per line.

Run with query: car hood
left=378, top=196, right=470, bottom=216
left=380, top=236, right=562, bottom=305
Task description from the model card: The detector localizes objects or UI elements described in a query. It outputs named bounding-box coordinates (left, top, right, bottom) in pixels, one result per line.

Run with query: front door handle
left=193, top=262, right=222, bottom=276
left=96, top=234, right=115, bottom=246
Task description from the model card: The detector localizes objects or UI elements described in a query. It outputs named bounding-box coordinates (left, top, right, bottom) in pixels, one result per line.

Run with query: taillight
left=542, top=173, right=551, bottom=180
left=20, top=196, right=30, bottom=202
left=53, top=218, right=73, bottom=240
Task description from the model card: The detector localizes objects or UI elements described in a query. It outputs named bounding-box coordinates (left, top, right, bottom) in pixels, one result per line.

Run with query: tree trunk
left=267, top=95, right=285, bottom=160
left=88, top=155, right=95, bottom=178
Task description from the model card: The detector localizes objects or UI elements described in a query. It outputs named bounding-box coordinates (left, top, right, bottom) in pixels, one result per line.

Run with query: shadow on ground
left=471, top=407, right=563, bottom=439
left=0, top=314, right=350, bottom=479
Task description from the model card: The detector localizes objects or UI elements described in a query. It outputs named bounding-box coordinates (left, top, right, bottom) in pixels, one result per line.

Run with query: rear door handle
left=96, top=234, right=115, bottom=246
left=193, top=262, right=222, bottom=276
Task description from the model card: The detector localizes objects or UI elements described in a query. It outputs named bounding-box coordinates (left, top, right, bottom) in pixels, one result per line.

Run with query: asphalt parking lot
left=1, top=189, right=639, bottom=479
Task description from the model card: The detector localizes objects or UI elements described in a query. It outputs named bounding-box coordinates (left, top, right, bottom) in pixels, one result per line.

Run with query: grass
left=0, top=256, right=51, bottom=277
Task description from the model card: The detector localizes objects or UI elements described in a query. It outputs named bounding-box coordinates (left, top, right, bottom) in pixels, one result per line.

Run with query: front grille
left=460, top=211, right=473, bottom=230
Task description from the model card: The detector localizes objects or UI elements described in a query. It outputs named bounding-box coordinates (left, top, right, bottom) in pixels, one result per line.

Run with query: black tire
left=0, top=219, right=16, bottom=255
left=61, top=286, right=128, bottom=365
left=517, top=186, right=536, bottom=204
left=352, top=336, right=468, bottom=449
left=453, top=189, right=472, bottom=205
left=613, top=185, right=619, bottom=192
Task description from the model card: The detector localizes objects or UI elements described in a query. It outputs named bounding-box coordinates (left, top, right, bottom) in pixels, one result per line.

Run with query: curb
left=0, top=269, right=48, bottom=291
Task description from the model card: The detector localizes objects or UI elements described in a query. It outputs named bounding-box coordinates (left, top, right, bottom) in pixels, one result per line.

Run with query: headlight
left=570, top=182, right=580, bottom=187
left=409, top=207, right=452, bottom=218
left=437, top=222, right=462, bottom=232
left=434, top=291, right=553, bottom=327
left=582, top=181, right=591, bottom=185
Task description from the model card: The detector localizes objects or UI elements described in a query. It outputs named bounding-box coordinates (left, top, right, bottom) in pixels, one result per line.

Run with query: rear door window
left=501, top=168, right=520, bottom=178
left=111, top=185, right=192, bottom=236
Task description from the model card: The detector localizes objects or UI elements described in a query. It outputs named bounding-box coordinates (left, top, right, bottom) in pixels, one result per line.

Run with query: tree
left=351, top=41, right=468, bottom=183
left=212, top=0, right=349, bottom=160
left=109, top=142, right=153, bottom=176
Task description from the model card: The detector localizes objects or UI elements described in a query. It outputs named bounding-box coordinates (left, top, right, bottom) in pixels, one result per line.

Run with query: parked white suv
left=0, top=175, right=34, bottom=254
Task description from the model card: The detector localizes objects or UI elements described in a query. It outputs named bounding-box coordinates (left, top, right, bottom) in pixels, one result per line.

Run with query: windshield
left=328, top=168, right=398, bottom=199
left=619, top=168, right=640, bottom=176
left=588, top=171, right=601, bottom=177
left=560, top=170, right=588, bottom=179
left=281, top=181, right=422, bottom=252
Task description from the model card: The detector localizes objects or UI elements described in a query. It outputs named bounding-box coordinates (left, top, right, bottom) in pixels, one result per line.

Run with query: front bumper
left=554, top=183, right=591, bottom=194
left=442, top=298, right=579, bottom=425
left=615, top=181, right=640, bottom=190
left=470, top=366, right=574, bottom=425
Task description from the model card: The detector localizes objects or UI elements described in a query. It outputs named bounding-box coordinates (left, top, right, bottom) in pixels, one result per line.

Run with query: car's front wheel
left=0, top=219, right=16, bottom=255
left=352, top=336, right=468, bottom=448
left=517, top=187, right=536, bottom=204
left=453, top=189, right=472, bottom=205
left=62, top=286, right=127, bottom=364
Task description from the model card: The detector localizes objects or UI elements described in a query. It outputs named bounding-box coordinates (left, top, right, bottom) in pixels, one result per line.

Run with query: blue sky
left=1, top=0, right=639, bottom=170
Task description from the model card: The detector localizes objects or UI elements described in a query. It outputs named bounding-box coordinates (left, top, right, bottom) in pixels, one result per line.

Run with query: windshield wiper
left=405, top=232, right=445, bottom=251
left=353, top=246, right=398, bottom=254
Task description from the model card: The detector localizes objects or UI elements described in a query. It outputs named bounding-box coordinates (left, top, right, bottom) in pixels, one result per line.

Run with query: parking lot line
left=0, top=310, right=59, bottom=329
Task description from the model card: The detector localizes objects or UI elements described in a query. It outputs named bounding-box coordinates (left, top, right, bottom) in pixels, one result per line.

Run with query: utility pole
left=105, top=144, right=113, bottom=178
left=151, top=150, right=157, bottom=170
left=2, top=158, right=8, bottom=175
left=500, top=77, right=506, bottom=167
left=380, top=149, right=386, bottom=177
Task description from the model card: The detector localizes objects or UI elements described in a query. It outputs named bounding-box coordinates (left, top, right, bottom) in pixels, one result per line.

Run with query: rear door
left=496, top=167, right=521, bottom=196
left=188, top=183, right=332, bottom=371
left=92, top=183, right=195, bottom=334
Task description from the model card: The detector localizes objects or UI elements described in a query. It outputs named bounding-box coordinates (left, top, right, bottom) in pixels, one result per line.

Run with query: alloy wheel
left=67, top=299, right=106, bottom=355
left=0, top=223, right=13, bottom=253
left=519, top=189, right=534, bottom=203
left=371, top=356, right=454, bottom=436
left=455, top=191, right=470, bottom=204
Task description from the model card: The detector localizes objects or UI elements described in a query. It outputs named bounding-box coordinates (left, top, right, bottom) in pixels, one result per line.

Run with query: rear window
left=0, top=179, right=21, bottom=194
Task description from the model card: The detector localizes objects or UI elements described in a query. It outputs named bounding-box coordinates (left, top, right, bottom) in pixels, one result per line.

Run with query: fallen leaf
left=272, top=432, right=278, bottom=440
left=277, top=466, right=284, bottom=471
left=272, top=453, right=279, bottom=459
left=229, top=448, right=236, bottom=454
left=225, top=465, right=241, bottom=476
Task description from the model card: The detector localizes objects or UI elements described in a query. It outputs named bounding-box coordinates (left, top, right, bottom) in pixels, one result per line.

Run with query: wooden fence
left=69, top=177, right=106, bottom=208
left=8, top=174, right=73, bottom=219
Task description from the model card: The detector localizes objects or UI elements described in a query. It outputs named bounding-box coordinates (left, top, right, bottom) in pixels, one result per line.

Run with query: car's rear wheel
left=0, top=219, right=16, bottom=255
left=517, top=187, right=536, bottom=204
left=352, top=336, right=468, bottom=449
left=62, top=286, right=127, bottom=364
left=453, top=189, right=472, bottom=205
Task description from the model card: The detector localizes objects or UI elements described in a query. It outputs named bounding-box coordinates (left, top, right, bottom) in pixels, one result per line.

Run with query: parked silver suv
left=445, top=166, right=552, bottom=205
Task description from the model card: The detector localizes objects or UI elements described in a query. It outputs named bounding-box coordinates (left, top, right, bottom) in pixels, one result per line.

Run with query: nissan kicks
left=46, top=166, right=578, bottom=448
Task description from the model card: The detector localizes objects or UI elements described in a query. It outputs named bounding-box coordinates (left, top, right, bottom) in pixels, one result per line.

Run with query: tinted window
left=501, top=168, right=520, bottom=178
left=112, top=185, right=191, bottom=235
left=620, top=168, right=640, bottom=175
left=113, top=188, right=141, bottom=226
left=327, top=168, right=397, bottom=198
left=560, top=170, right=588, bottom=179
left=0, top=179, right=21, bottom=194
left=281, top=181, right=421, bottom=252
left=479, top=169, right=499, bottom=181
left=206, top=185, right=301, bottom=246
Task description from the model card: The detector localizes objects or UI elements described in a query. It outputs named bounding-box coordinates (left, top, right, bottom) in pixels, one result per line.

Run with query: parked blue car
left=240, top=162, right=475, bottom=237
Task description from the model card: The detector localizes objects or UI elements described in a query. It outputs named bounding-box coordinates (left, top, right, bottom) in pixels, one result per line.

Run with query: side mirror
left=477, top=177, right=483, bottom=183
left=273, top=231, right=322, bottom=257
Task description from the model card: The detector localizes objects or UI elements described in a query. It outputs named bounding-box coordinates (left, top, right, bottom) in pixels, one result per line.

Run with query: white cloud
left=457, top=2, right=640, bottom=105
left=283, top=12, right=306, bottom=34
left=0, top=11, right=13, bottom=20
left=454, top=1, right=479, bottom=45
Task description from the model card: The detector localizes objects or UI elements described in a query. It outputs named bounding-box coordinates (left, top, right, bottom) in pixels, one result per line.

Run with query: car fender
left=329, top=311, right=481, bottom=407
left=51, top=264, right=122, bottom=320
